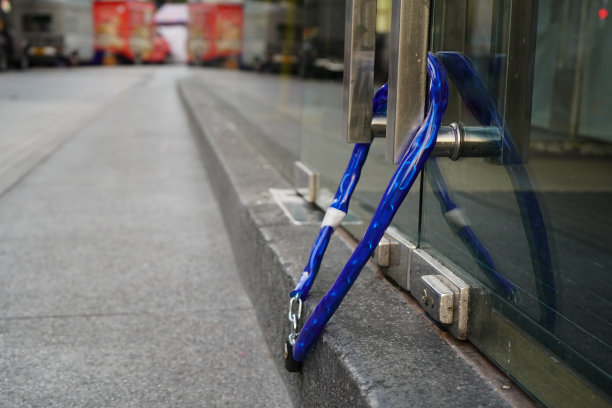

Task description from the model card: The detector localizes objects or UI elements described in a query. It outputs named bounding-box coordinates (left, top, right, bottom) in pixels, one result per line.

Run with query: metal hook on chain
left=287, top=294, right=302, bottom=343
left=285, top=294, right=303, bottom=372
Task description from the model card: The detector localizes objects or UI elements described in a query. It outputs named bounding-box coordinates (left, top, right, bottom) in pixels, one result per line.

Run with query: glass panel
left=185, top=0, right=304, bottom=183
left=425, top=0, right=612, bottom=405
left=299, top=0, right=421, bottom=242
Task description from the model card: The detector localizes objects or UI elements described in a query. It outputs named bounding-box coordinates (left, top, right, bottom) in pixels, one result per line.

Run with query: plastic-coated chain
left=290, top=83, right=388, bottom=301
left=436, top=52, right=555, bottom=328
left=292, top=53, right=449, bottom=362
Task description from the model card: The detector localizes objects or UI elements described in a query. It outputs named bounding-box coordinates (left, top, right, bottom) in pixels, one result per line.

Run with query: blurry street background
left=0, top=66, right=292, bottom=406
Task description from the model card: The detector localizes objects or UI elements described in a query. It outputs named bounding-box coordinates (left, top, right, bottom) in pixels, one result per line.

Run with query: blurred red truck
left=187, top=2, right=243, bottom=65
left=93, top=0, right=169, bottom=63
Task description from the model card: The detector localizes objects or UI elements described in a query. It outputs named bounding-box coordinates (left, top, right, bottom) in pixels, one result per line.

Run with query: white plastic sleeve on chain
left=444, top=208, right=469, bottom=229
left=321, top=207, right=347, bottom=229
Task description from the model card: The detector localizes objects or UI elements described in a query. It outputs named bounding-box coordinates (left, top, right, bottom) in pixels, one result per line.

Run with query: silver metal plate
left=374, top=227, right=415, bottom=289
left=415, top=275, right=454, bottom=324
left=375, top=229, right=472, bottom=338
left=410, top=249, right=471, bottom=339
left=270, top=188, right=323, bottom=225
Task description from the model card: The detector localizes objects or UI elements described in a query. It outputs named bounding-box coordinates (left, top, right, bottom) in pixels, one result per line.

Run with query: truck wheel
left=253, top=58, right=263, bottom=72
left=18, top=54, right=29, bottom=70
left=133, top=54, right=143, bottom=65
left=69, top=52, right=79, bottom=67
left=0, top=53, right=7, bottom=72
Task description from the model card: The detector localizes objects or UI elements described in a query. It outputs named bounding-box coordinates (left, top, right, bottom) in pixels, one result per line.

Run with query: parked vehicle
left=241, top=1, right=302, bottom=73
left=0, top=0, right=29, bottom=70
left=300, top=0, right=345, bottom=78
left=11, top=0, right=93, bottom=66
left=148, top=29, right=170, bottom=63
left=187, top=2, right=243, bottom=66
left=93, top=0, right=169, bottom=64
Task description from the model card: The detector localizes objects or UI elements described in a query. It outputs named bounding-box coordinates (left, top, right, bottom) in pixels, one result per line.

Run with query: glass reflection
left=427, top=0, right=612, bottom=403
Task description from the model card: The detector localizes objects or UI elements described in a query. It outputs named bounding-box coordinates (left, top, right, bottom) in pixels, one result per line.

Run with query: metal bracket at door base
left=374, top=227, right=415, bottom=290
left=294, top=161, right=320, bottom=203
left=410, top=249, right=471, bottom=339
left=374, top=232, right=473, bottom=340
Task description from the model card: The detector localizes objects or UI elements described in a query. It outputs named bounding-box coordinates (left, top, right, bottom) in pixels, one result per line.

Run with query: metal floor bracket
left=410, top=249, right=471, bottom=339
left=374, top=227, right=415, bottom=290
left=294, top=161, right=319, bottom=203
left=375, top=230, right=473, bottom=340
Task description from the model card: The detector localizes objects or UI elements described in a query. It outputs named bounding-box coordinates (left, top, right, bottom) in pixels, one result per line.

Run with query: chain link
left=287, top=294, right=302, bottom=345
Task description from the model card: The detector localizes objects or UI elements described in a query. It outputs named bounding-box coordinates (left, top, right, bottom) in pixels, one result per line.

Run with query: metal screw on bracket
left=419, top=275, right=455, bottom=325
left=422, top=289, right=429, bottom=306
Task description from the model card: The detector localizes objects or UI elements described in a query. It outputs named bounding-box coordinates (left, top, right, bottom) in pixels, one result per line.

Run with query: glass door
left=424, top=1, right=612, bottom=405
left=297, top=0, right=611, bottom=404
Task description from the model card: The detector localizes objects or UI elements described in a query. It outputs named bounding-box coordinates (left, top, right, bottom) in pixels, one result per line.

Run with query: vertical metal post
left=431, top=0, right=468, bottom=123
left=343, top=0, right=377, bottom=143
left=387, top=0, right=431, bottom=163
left=502, top=0, right=538, bottom=163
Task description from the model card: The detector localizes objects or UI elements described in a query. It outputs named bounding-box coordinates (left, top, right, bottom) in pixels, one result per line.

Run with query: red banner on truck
left=188, top=3, right=243, bottom=65
left=94, top=0, right=168, bottom=63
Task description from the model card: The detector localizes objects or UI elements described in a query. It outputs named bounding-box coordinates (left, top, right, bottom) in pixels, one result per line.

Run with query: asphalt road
left=0, top=66, right=291, bottom=407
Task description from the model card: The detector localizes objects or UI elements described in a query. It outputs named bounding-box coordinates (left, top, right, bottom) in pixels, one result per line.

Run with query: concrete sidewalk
left=0, top=68, right=291, bottom=407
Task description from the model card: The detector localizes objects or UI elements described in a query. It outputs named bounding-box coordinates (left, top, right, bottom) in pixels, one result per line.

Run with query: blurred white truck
left=11, top=0, right=93, bottom=65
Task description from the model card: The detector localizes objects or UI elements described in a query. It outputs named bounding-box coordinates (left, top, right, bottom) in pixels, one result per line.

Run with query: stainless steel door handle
left=343, top=0, right=431, bottom=164
left=387, top=0, right=431, bottom=163
left=343, top=0, right=377, bottom=144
